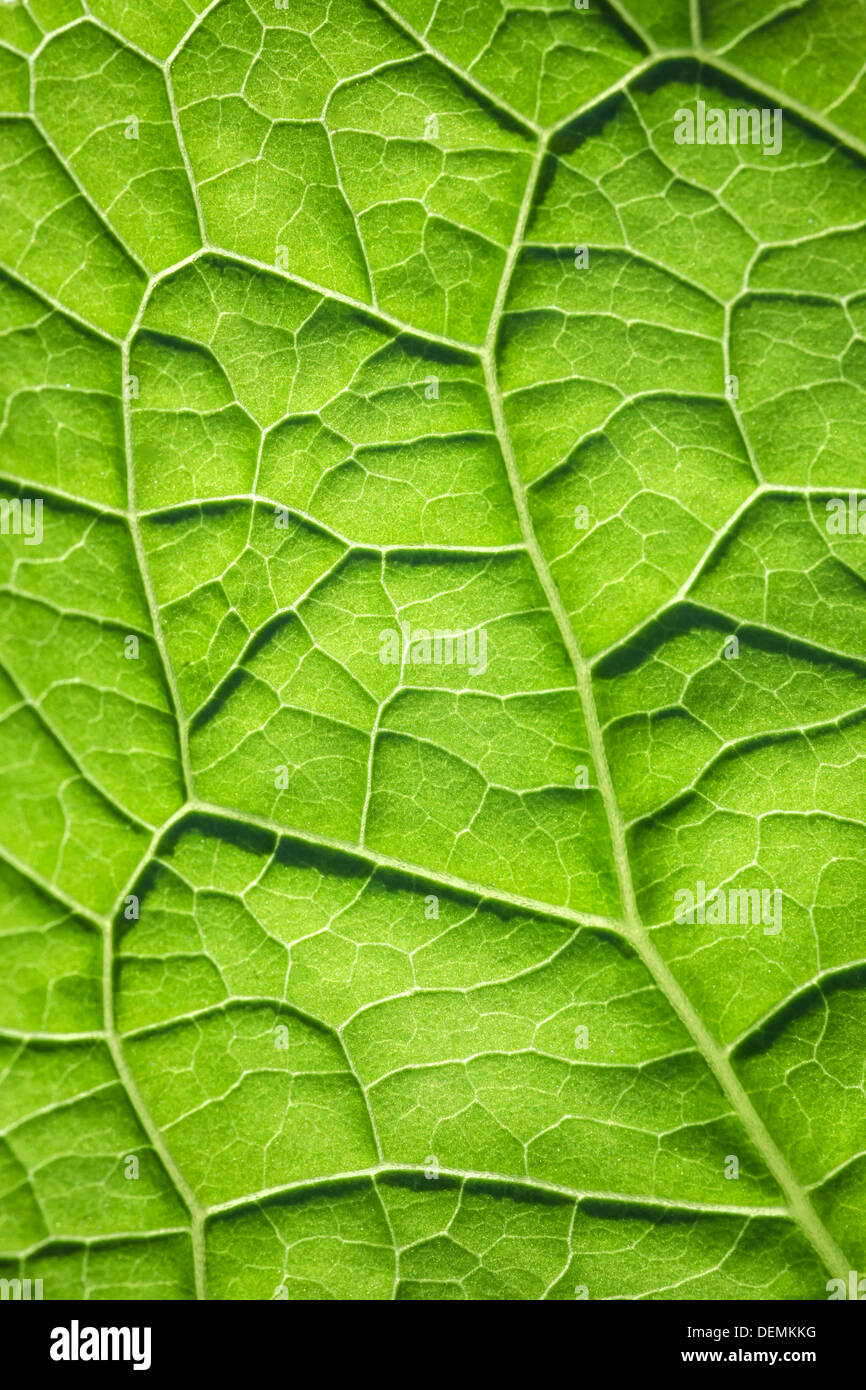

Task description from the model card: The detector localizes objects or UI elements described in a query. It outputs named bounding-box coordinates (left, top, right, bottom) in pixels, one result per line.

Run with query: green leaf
left=0, top=0, right=864, bottom=1302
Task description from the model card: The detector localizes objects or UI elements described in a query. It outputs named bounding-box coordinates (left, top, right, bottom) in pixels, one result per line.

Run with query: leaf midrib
left=479, top=101, right=852, bottom=1288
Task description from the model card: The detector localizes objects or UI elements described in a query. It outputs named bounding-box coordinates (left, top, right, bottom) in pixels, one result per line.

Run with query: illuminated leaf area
left=0, top=0, right=864, bottom=1300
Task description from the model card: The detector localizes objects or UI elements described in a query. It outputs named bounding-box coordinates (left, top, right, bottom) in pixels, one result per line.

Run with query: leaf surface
left=0, top=0, right=864, bottom=1301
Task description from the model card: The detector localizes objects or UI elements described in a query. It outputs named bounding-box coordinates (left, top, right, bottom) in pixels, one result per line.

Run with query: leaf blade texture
left=0, top=0, right=864, bottom=1301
